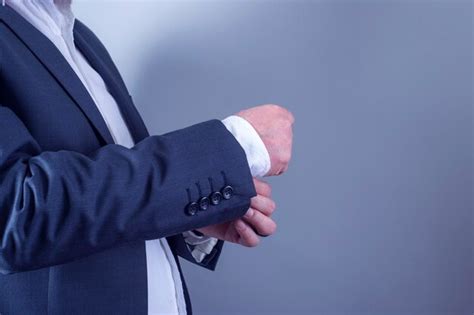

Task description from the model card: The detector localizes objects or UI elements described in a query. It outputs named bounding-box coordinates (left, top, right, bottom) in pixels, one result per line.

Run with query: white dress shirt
left=4, top=1, right=270, bottom=314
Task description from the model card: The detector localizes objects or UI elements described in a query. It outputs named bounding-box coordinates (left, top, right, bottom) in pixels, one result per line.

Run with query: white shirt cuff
left=183, top=115, right=270, bottom=262
left=182, top=231, right=219, bottom=263
left=221, top=115, right=271, bottom=177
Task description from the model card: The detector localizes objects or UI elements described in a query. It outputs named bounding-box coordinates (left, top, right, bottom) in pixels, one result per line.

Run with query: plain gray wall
left=74, top=1, right=473, bottom=314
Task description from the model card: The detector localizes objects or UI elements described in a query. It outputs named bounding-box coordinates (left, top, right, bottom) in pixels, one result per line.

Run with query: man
left=0, top=1, right=294, bottom=314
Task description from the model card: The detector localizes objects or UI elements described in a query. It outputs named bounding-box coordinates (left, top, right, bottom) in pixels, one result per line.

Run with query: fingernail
left=244, top=208, right=254, bottom=218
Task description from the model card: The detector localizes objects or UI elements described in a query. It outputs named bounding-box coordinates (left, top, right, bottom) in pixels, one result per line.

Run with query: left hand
left=195, top=178, right=277, bottom=247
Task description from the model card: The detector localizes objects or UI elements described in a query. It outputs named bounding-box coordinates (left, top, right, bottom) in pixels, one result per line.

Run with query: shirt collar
left=5, top=0, right=75, bottom=37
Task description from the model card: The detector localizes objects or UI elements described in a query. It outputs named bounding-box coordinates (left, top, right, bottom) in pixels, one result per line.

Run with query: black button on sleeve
left=199, top=196, right=210, bottom=210
left=221, top=185, right=234, bottom=200
left=186, top=202, right=199, bottom=216
left=210, top=191, right=222, bottom=205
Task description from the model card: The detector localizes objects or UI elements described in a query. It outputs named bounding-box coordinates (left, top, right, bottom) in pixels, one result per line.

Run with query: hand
left=195, top=178, right=277, bottom=247
left=236, top=104, right=294, bottom=176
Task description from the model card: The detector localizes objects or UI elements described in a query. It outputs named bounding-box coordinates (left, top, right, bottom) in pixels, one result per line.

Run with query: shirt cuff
left=221, top=115, right=271, bottom=177
left=182, top=230, right=219, bottom=263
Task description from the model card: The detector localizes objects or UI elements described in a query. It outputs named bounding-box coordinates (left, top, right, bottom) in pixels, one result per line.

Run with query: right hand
left=196, top=178, right=276, bottom=247
left=236, top=104, right=294, bottom=176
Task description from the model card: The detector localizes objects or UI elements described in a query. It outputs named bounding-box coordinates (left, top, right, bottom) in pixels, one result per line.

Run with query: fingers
left=235, top=178, right=277, bottom=247
left=250, top=195, right=276, bottom=216
left=242, top=207, right=277, bottom=237
left=234, top=219, right=260, bottom=247
left=253, top=178, right=272, bottom=197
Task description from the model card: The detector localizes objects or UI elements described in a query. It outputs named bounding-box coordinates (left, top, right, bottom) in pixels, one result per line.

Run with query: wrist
left=221, top=115, right=271, bottom=177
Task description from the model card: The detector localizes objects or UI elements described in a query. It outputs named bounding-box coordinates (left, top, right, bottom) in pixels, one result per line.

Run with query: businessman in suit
left=0, top=1, right=294, bottom=314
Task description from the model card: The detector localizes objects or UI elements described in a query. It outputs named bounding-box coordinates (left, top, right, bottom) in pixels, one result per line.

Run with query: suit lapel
left=73, top=25, right=150, bottom=143
left=0, top=4, right=151, bottom=144
left=0, top=5, right=112, bottom=145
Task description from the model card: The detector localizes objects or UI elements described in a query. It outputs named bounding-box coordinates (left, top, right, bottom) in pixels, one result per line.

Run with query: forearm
left=0, top=105, right=256, bottom=274
left=180, top=115, right=271, bottom=264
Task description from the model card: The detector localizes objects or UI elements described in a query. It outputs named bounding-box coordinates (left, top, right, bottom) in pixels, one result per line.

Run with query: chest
left=0, top=23, right=140, bottom=153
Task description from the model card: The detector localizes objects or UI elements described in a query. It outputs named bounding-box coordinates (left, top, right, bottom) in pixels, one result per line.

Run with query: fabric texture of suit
left=0, top=4, right=256, bottom=314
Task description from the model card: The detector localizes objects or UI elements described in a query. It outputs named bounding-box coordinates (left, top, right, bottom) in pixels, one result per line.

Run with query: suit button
left=210, top=191, right=222, bottom=205
left=199, top=196, right=210, bottom=210
left=221, top=185, right=234, bottom=200
left=186, top=202, right=199, bottom=216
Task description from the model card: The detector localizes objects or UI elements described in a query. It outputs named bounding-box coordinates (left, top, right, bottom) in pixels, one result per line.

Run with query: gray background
left=74, top=1, right=473, bottom=314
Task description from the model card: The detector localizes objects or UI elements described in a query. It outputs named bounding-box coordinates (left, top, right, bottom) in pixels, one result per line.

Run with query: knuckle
left=244, top=208, right=254, bottom=219
left=268, top=104, right=288, bottom=115
left=236, top=220, right=247, bottom=232
left=262, top=182, right=271, bottom=196
left=268, top=200, right=276, bottom=213
left=287, top=110, right=295, bottom=123
left=267, top=103, right=281, bottom=110
left=266, top=185, right=272, bottom=196
left=278, top=106, right=292, bottom=117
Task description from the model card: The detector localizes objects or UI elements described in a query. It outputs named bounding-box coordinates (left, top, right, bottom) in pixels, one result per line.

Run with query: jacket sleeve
left=0, top=104, right=256, bottom=274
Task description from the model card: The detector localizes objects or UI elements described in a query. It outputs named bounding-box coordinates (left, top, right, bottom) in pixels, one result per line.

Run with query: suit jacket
left=0, top=4, right=256, bottom=314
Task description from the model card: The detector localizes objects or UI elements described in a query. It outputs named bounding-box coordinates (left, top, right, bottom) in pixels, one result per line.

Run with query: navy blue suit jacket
left=0, top=4, right=256, bottom=314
